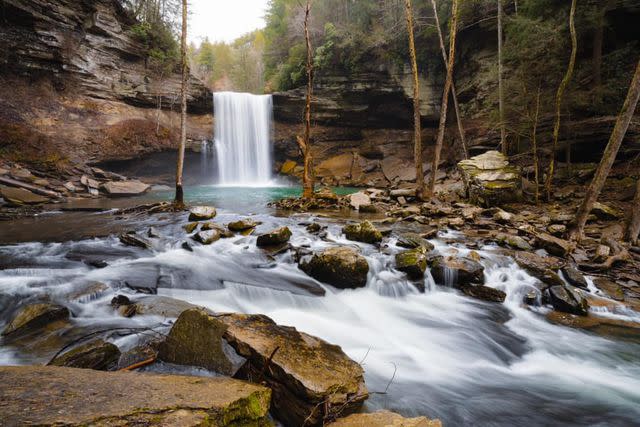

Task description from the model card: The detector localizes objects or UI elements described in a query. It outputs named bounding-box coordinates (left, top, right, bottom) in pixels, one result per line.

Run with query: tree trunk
left=174, top=0, right=187, bottom=207
left=300, top=0, right=315, bottom=199
left=404, top=0, right=424, bottom=199
left=498, top=0, right=506, bottom=154
left=625, top=179, right=640, bottom=245
left=592, top=6, right=604, bottom=89
left=569, top=59, right=640, bottom=241
left=532, top=84, right=541, bottom=204
left=545, top=0, right=577, bottom=201
left=430, top=0, right=468, bottom=160
left=428, top=0, right=460, bottom=197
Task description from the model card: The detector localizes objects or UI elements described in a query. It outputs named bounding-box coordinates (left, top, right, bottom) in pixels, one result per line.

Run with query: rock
left=461, top=284, right=507, bottom=303
left=0, top=366, right=271, bottom=426
left=492, top=209, right=514, bottom=224
left=359, top=204, right=380, bottom=213
left=390, top=188, right=415, bottom=197
left=80, top=175, right=99, bottom=189
left=430, top=256, right=485, bottom=287
left=458, top=150, right=522, bottom=207
left=513, top=251, right=565, bottom=289
left=343, top=220, right=383, bottom=244
left=102, top=180, right=150, bottom=196
left=2, top=303, right=70, bottom=336
left=535, top=233, right=573, bottom=257
left=591, top=202, right=622, bottom=220
left=561, top=266, right=588, bottom=289
left=306, top=222, right=324, bottom=233
left=397, top=196, right=407, bottom=205
left=184, top=222, right=199, bottom=233
left=0, top=185, right=49, bottom=205
left=280, top=159, right=297, bottom=174
left=65, top=281, right=110, bottom=303
left=495, top=233, right=532, bottom=251
left=594, top=245, right=611, bottom=263
left=331, top=410, right=442, bottom=427
left=119, top=233, right=151, bottom=249
left=117, top=345, right=158, bottom=370
left=218, top=313, right=368, bottom=426
left=188, top=205, right=217, bottom=221
left=349, top=191, right=371, bottom=210
left=193, top=229, right=221, bottom=245
left=548, top=224, right=567, bottom=236
left=300, top=246, right=369, bottom=289
left=49, top=339, right=120, bottom=371
left=592, top=277, right=625, bottom=301
left=256, top=226, right=292, bottom=247
left=228, top=218, right=260, bottom=231
left=548, top=285, right=589, bottom=316
left=397, top=232, right=435, bottom=250
left=63, top=181, right=78, bottom=192
left=315, top=186, right=339, bottom=201
left=201, top=222, right=234, bottom=238
left=128, top=296, right=198, bottom=318
left=147, top=227, right=160, bottom=238
left=158, top=308, right=239, bottom=375
left=395, top=248, right=428, bottom=279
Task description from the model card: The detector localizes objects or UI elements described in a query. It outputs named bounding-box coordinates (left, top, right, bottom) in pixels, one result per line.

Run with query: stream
left=1, top=186, right=640, bottom=426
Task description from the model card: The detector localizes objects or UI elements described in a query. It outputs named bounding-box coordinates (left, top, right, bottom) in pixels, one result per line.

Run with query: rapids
left=0, top=191, right=639, bottom=426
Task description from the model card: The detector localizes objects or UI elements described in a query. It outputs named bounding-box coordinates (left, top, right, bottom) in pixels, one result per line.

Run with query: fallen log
left=0, top=176, right=61, bottom=198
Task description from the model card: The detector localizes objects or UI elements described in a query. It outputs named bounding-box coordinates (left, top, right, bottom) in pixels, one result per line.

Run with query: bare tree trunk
left=298, top=0, right=315, bottom=199
left=545, top=0, right=577, bottom=201
left=569, top=59, right=640, bottom=241
left=532, top=84, right=541, bottom=204
left=428, top=0, right=460, bottom=197
left=174, top=0, right=187, bottom=207
left=498, top=0, right=507, bottom=154
left=430, top=0, right=468, bottom=160
left=593, top=7, right=604, bottom=89
left=404, top=0, right=424, bottom=199
left=625, top=179, right=640, bottom=244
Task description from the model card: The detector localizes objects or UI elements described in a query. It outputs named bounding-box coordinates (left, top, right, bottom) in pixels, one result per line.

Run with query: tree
left=428, top=0, right=460, bottom=197
left=430, top=0, right=468, bottom=160
left=174, top=0, right=187, bottom=207
left=297, top=0, right=315, bottom=199
left=497, top=0, right=506, bottom=154
left=545, top=0, right=578, bottom=200
left=531, top=83, right=542, bottom=204
left=626, top=179, right=640, bottom=245
left=569, top=59, right=640, bottom=241
left=404, top=0, right=424, bottom=199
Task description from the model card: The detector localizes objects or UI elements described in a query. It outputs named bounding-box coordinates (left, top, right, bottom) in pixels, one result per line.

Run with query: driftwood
left=0, top=176, right=61, bottom=198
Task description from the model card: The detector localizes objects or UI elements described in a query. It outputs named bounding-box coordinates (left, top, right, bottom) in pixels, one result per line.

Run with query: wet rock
left=158, top=308, right=240, bottom=375
left=2, top=303, right=70, bottom=336
left=561, top=266, right=588, bottom=289
left=184, top=222, right=199, bottom=233
left=117, top=344, right=158, bottom=370
left=102, top=180, right=150, bottom=197
left=396, top=248, right=428, bottom=279
left=127, top=296, right=198, bottom=318
left=228, top=218, right=260, bottom=231
left=201, top=222, right=234, bottom=238
left=461, top=284, right=507, bottom=303
left=514, top=251, right=565, bottom=289
left=592, top=277, right=625, bottom=301
left=593, top=245, right=611, bottom=263
left=523, top=290, right=540, bottom=306
left=343, top=220, right=383, bottom=244
left=306, top=222, right=324, bottom=233
left=300, top=246, right=369, bottom=289
left=458, top=150, right=522, bottom=207
left=430, top=256, right=485, bottom=287
left=349, top=191, right=371, bottom=210
left=65, top=281, right=110, bottom=303
left=0, top=185, right=49, bottom=205
left=397, top=232, right=435, bottom=250
left=188, top=205, right=217, bottom=221
left=548, top=285, right=589, bottom=316
left=147, top=227, right=160, bottom=238
left=181, top=241, right=194, bottom=251
left=492, top=209, right=514, bottom=224
left=315, top=187, right=339, bottom=201
left=193, top=229, right=221, bottom=245
left=535, top=233, right=574, bottom=257
left=119, top=232, right=151, bottom=249
left=0, top=366, right=271, bottom=426
left=331, top=410, right=442, bottom=427
left=256, top=226, right=292, bottom=247
left=591, top=202, right=622, bottom=220
left=49, top=339, right=120, bottom=371
left=495, top=233, right=532, bottom=251
left=358, top=204, right=380, bottom=213
left=218, top=313, right=368, bottom=426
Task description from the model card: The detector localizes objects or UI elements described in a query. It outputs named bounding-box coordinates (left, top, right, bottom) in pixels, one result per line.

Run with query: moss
left=220, top=389, right=272, bottom=426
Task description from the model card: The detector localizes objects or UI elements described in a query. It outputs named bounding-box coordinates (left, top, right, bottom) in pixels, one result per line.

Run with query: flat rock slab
left=331, top=411, right=442, bottom=427
left=0, top=366, right=271, bottom=426
left=102, top=180, right=150, bottom=196
left=0, top=185, right=49, bottom=205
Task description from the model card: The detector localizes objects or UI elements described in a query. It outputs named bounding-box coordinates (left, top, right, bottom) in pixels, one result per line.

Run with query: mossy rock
left=430, top=256, right=485, bottom=287
left=2, top=303, right=70, bottom=337
left=342, top=220, right=383, bottom=244
left=397, top=232, right=434, bottom=251
left=395, top=248, right=428, bottom=280
left=228, top=218, right=260, bottom=232
left=49, top=339, right=120, bottom=371
left=458, top=151, right=522, bottom=207
left=188, top=206, right=217, bottom=221
left=193, top=229, right=221, bottom=245
left=256, top=226, right=292, bottom=247
left=300, top=246, right=369, bottom=289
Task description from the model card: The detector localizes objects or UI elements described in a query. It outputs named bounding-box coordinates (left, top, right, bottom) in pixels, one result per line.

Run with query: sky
left=189, top=0, right=270, bottom=44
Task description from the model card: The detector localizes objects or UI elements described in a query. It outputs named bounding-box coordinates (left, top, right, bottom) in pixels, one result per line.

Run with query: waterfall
left=213, top=92, right=273, bottom=186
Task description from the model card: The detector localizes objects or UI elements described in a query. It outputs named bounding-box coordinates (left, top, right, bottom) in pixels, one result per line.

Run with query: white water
left=214, top=92, right=273, bottom=186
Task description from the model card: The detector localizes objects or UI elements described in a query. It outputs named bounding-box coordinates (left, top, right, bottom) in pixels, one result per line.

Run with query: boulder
left=397, top=233, right=434, bottom=251
left=2, top=303, right=70, bottom=336
left=119, top=233, right=151, bottom=249
left=256, top=226, right=292, bottom=247
left=395, top=248, right=428, bottom=279
left=349, top=191, right=371, bottom=210
left=548, top=285, right=589, bottom=316
left=300, top=246, right=369, bottom=289
left=0, top=185, right=49, bottom=205
left=193, top=229, right=222, bottom=245
left=201, top=222, right=234, bottom=238
left=458, top=150, right=522, bottom=207
left=101, top=180, right=150, bottom=197
left=158, top=308, right=239, bottom=375
left=228, top=218, right=260, bottom=231
left=184, top=222, right=199, bottom=233
left=514, top=251, right=565, bottom=289
left=331, top=410, right=442, bottom=427
left=535, top=233, right=574, bottom=257
left=343, top=220, right=383, bottom=244
left=280, top=159, right=297, bottom=175
left=461, top=284, right=507, bottom=303
left=548, top=224, right=567, bottom=236
left=430, top=256, right=485, bottom=287
left=591, top=202, right=622, bottom=220
left=218, top=313, right=368, bottom=426
left=64, top=181, right=78, bottom=192
left=495, top=233, right=532, bottom=251
left=188, top=206, right=217, bottom=221
left=49, top=339, right=120, bottom=371
left=80, top=175, right=100, bottom=189
left=127, top=296, right=198, bottom=318
left=0, top=366, right=271, bottom=426
left=561, top=266, right=588, bottom=289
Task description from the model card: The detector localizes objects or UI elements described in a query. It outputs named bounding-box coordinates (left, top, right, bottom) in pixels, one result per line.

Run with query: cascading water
left=213, top=92, right=273, bottom=186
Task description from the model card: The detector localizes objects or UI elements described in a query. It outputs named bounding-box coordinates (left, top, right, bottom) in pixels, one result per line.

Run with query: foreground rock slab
left=0, top=366, right=271, bottom=426
left=218, top=313, right=368, bottom=426
left=331, top=410, right=442, bottom=427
